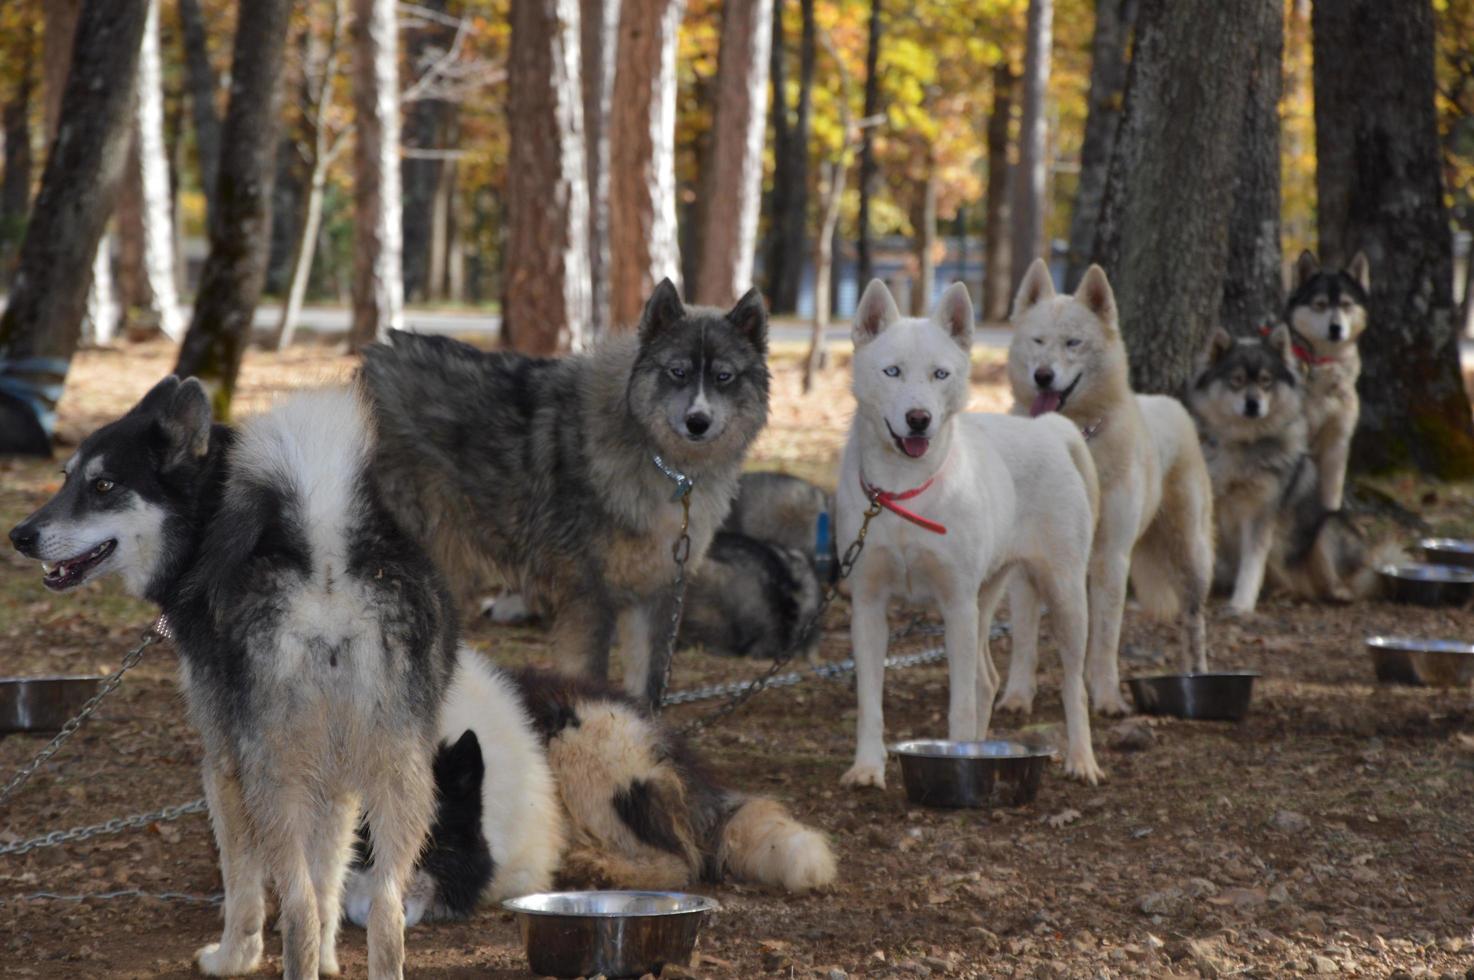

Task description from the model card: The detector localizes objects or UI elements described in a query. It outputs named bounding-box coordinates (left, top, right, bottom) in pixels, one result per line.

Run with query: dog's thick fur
left=359, top=280, right=770, bottom=704
left=678, top=530, right=822, bottom=659
left=346, top=647, right=836, bottom=923
left=1285, top=249, right=1371, bottom=511
left=836, top=280, right=1103, bottom=785
left=1191, top=326, right=1380, bottom=609
left=1006, top=261, right=1214, bottom=714
left=722, top=471, right=836, bottom=579
left=9, top=380, right=456, bottom=980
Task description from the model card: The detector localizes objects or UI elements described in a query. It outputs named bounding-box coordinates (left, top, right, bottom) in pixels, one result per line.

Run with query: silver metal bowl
left=888, top=739, right=1051, bottom=808
left=1365, top=635, right=1474, bottom=688
left=1126, top=672, right=1260, bottom=721
left=1419, top=538, right=1474, bottom=569
left=502, top=891, right=720, bottom=979
left=0, top=676, right=102, bottom=733
left=1379, top=563, right=1474, bottom=606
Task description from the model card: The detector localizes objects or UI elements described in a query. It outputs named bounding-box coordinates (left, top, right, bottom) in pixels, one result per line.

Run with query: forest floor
left=2, top=340, right=1473, bottom=979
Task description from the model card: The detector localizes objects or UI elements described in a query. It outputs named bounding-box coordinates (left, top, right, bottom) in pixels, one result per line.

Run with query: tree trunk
left=608, top=0, right=684, bottom=328
left=854, top=0, right=882, bottom=288
left=274, top=164, right=328, bottom=350
left=1, top=24, right=35, bottom=276
left=505, top=0, right=591, bottom=353
left=581, top=0, right=620, bottom=336
left=350, top=0, right=404, bottom=349
left=401, top=0, right=455, bottom=304
left=806, top=156, right=845, bottom=393
left=172, top=0, right=293, bottom=420
left=761, top=0, right=814, bottom=314
left=131, top=0, right=184, bottom=340
left=0, top=0, right=147, bottom=454
left=692, top=0, right=774, bottom=307
left=177, top=0, right=222, bottom=238
left=1010, top=0, right=1052, bottom=292
left=1218, top=3, right=1282, bottom=336
left=1064, top=0, right=1134, bottom=291
left=912, top=159, right=936, bottom=315
left=1092, top=0, right=1277, bottom=395
left=982, top=64, right=1015, bottom=323
left=1313, top=0, right=1474, bottom=476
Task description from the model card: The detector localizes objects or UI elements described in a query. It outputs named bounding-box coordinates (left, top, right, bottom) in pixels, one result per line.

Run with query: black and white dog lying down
left=346, top=645, right=838, bottom=926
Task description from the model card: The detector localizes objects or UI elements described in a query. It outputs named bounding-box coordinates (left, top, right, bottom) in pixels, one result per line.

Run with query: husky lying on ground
left=1005, top=261, right=1214, bottom=714
left=836, top=280, right=1103, bottom=786
left=344, top=647, right=837, bottom=924
left=678, top=530, right=823, bottom=659
left=1285, top=249, right=1371, bottom=511
left=722, top=471, right=837, bottom=581
left=360, top=281, right=770, bottom=706
left=9, top=379, right=453, bottom=980
left=1191, top=326, right=1380, bottom=609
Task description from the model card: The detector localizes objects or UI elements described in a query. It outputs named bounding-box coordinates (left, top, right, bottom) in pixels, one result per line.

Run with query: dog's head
left=627, top=279, right=771, bottom=465
left=1007, top=260, right=1128, bottom=419
left=1189, top=325, right=1303, bottom=436
left=1286, top=250, right=1370, bottom=350
left=849, top=279, right=973, bottom=460
left=8, top=376, right=213, bottom=598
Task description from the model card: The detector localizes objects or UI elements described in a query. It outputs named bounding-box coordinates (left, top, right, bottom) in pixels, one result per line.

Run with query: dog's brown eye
left=93, top=479, right=114, bottom=495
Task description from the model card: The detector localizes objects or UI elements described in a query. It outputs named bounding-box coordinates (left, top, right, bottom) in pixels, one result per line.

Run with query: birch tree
left=128, top=0, right=183, bottom=341
left=349, top=0, right=404, bottom=349
left=581, top=0, right=620, bottom=336
left=1010, top=0, right=1051, bottom=291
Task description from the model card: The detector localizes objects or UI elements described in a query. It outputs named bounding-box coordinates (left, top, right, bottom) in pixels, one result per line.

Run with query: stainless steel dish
left=1365, top=635, right=1474, bottom=688
left=502, top=891, right=719, bottom=979
left=1126, top=672, right=1260, bottom=721
left=1419, top=538, right=1474, bottom=570
left=1378, top=562, right=1474, bottom=606
left=0, top=676, right=103, bottom=734
left=888, top=739, right=1051, bottom=808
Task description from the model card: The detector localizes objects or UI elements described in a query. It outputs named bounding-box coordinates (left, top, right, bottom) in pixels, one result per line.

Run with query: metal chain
left=0, top=619, right=168, bottom=810
left=1, top=888, right=222, bottom=908
left=652, top=490, right=694, bottom=708
left=673, top=496, right=885, bottom=736
left=0, top=797, right=209, bottom=857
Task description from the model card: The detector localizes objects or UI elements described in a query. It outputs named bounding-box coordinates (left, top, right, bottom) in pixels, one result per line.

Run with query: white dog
left=1004, top=261, right=1213, bottom=717
left=835, top=280, right=1103, bottom=786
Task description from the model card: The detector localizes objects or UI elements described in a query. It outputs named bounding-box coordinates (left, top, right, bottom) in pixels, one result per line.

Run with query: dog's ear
left=726, top=287, right=769, bottom=354
left=158, top=377, right=212, bottom=469
left=1264, top=323, right=1296, bottom=363
left=1294, top=250, right=1319, bottom=288
left=1205, top=326, right=1236, bottom=363
left=638, top=278, right=685, bottom=343
left=932, top=281, right=974, bottom=351
left=1073, top=264, right=1118, bottom=330
left=852, top=279, right=900, bottom=347
left=1346, top=250, right=1371, bottom=293
left=131, top=375, right=183, bottom=418
left=1010, top=259, right=1055, bottom=321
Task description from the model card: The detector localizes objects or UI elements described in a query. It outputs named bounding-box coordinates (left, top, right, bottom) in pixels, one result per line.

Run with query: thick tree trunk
left=0, top=0, right=147, bottom=453
left=505, top=0, right=591, bottom=353
left=692, top=0, right=774, bottom=307
left=350, top=0, right=404, bottom=349
left=177, top=0, right=222, bottom=237
left=1, top=26, right=35, bottom=275
left=401, top=0, right=456, bottom=304
left=172, top=0, right=292, bottom=420
left=1010, top=0, right=1052, bottom=291
left=581, top=0, right=620, bottom=336
left=1064, top=0, right=1134, bottom=291
left=855, top=0, right=882, bottom=288
left=761, top=0, right=814, bottom=314
left=608, top=0, right=684, bottom=328
left=1218, top=3, right=1282, bottom=336
left=130, top=0, right=184, bottom=340
left=1092, top=0, right=1277, bottom=395
left=982, top=64, right=1015, bottom=323
left=1313, top=0, right=1474, bottom=476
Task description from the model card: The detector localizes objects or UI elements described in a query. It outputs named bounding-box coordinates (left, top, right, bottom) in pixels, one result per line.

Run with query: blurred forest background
left=0, top=0, right=1471, bottom=470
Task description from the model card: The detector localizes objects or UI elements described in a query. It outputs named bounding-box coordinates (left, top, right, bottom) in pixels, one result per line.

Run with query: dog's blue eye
left=1066, top=339, right=1082, bottom=349
left=933, top=368, right=949, bottom=380
left=883, top=366, right=900, bottom=378
left=668, top=366, right=687, bottom=381
left=715, top=371, right=733, bottom=384
left=92, top=479, right=115, bottom=495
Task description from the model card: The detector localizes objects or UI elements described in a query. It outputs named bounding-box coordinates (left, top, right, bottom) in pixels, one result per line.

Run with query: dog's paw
left=995, top=687, right=1036, bottom=714
left=1326, top=586, right=1354, bottom=605
left=1091, top=691, right=1132, bottom=717
left=1224, top=602, right=1257, bottom=618
left=840, top=762, right=886, bottom=789
left=319, top=946, right=341, bottom=977
left=1063, top=751, right=1105, bottom=786
left=194, top=936, right=263, bottom=976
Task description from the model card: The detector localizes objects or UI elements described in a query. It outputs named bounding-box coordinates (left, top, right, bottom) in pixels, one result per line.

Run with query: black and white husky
left=9, top=378, right=454, bottom=979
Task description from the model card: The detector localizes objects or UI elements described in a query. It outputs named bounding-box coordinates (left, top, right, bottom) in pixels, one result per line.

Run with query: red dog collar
left=1260, top=323, right=1335, bottom=366
left=859, top=472, right=947, bottom=535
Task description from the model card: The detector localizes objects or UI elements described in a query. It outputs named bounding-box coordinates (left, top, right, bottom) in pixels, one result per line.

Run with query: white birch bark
left=1010, top=0, right=1052, bottom=291
left=350, top=0, right=404, bottom=349
left=134, top=0, right=182, bottom=340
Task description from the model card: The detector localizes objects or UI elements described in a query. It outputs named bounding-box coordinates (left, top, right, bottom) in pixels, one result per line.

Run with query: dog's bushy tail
left=717, top=796, right=836, bottom=893
left=1063, top=429, right=1101, bottom=528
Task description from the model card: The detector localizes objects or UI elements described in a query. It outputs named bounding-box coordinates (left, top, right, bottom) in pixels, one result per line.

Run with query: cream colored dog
left=836, top=280, right=1103, bottom=786
left=1003, top=261, right=1213, bottom=714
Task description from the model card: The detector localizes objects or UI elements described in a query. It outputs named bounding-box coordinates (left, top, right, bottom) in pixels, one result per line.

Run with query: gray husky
left=361, top=280, right=770, bottom=705
left=9, top=378, right=453, bottom=979
left=677, top=530, right=822, bottom=660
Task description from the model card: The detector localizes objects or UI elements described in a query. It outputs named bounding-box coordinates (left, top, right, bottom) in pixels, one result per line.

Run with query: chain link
left=1, top=888, right=222, bottom=908
left=0, top=620, right=167, bottom=810
left=0, top=797, right=209, bottom=857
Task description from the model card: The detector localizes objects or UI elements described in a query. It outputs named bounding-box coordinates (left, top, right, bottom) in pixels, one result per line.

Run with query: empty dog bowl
left=1378, top=563, right=1474, bottom=606
left=1419, top=538, right=1474, bottom=570
left=0, top=676, right=102, bottom=733
left=1126, top=672, right=1260, bottom=721
left=889, top=739, right=1051, bottom=808
left=1365, top=635, right=1474, bottom=688
left=502, top=891, right=720, bottom=979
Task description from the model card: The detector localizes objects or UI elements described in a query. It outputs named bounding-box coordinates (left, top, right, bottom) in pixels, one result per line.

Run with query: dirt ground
left=2, top=340, right=1473, bottom=980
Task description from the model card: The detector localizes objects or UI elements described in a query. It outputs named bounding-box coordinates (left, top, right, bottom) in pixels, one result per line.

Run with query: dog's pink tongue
left=1030, top=391, right=1062, bottom=417
left=901, top=436, right=929, bottom=458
